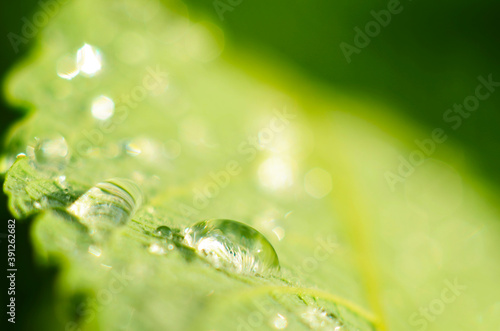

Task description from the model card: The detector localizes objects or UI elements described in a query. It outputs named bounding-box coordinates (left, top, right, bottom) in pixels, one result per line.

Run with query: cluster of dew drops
left=65, top=176, right=347, bottom=331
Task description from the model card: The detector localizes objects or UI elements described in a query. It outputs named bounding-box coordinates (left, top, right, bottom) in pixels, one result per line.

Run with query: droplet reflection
left=27, top=136, right=70, bottom=171
left=184, top=219, right=280, bottom=275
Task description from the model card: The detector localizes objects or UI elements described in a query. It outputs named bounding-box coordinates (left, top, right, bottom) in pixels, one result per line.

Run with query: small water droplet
left=57, top=54, right=79, bottom=80
left=300, top=307, right=342, bottom=330
left=27, top=136, right=70, bottom=171
left=272, top=313, right=288, bottom=329
left=154, top=226, right=173, bottom=239
left=77, top=43, right=102, bottom=76
left=67, top=178, right=142, bottom=240
left=184, top=219, right=280, bottom=275
left=91, top=95, right=115, bottom=120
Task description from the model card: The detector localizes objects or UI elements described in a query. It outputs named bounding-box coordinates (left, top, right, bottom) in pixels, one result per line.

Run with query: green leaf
left=3, top=0, right=500, bottom=330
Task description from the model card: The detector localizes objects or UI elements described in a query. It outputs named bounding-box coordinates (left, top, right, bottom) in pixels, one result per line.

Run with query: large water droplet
left=183, top=219, right=280, bottom=275
left=67, top=178, right=142, bottom=240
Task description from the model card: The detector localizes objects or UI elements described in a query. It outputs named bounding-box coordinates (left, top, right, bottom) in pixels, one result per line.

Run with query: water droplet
left=57, top=54, right=79, bottom=80
left=91, top=95, right=115, bottom=120
left=183, top=219, right=280, bottom=275
left=27, top=136, right=70, bottom=172
left=272, top=226, right=285, bottom=241
left=300, top=307, right=342, bottom=330
left=77, top=43, right=102, bottom=76
left=154, top=225, right=173, bottom=240
left=67, top=178, right=142, bottom=240
left=272, top=313, right=288, bottom=329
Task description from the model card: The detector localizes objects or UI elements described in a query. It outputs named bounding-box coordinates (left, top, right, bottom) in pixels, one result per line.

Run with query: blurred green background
left=2, top=0, right=499, bottom=185
left=0, top=0, right=499, bottom=330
